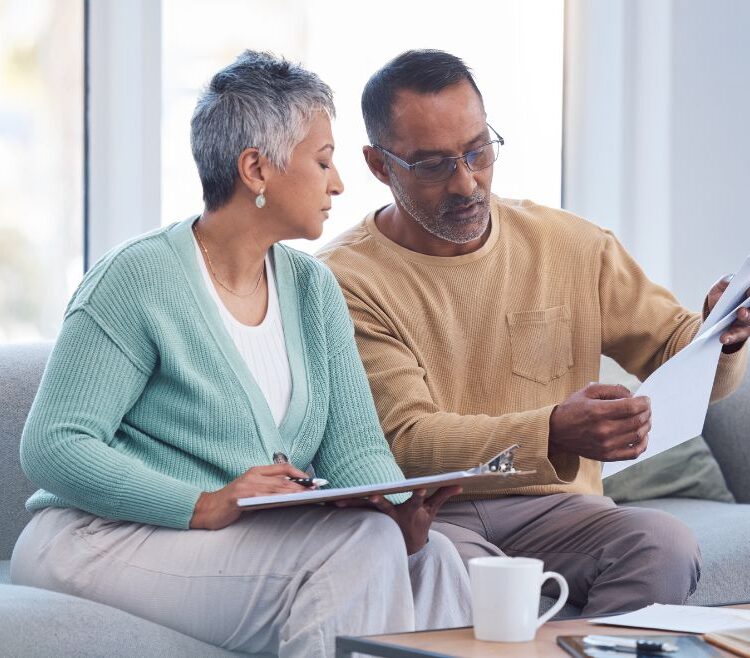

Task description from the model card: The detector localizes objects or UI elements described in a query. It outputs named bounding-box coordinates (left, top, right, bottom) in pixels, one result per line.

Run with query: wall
left=564, top=0, right=750, bottom=311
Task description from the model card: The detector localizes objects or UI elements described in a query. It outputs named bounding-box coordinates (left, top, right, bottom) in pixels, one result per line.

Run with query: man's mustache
left=438, top=192, right=488, bottom=214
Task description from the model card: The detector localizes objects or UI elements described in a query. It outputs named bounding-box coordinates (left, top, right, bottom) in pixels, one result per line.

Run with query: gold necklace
left=192, top=221, right=265, bottom=298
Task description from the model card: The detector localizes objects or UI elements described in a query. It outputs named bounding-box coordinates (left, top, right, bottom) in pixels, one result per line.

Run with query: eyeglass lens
left=414, top=141, right=500, bottom=181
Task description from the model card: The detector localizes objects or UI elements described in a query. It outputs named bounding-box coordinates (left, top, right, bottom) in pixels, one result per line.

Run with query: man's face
left=381, top=80, right=493, bottom=244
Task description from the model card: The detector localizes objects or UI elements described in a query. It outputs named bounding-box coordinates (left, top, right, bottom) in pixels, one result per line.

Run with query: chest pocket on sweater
left=507, top=305, right=574, bottom=385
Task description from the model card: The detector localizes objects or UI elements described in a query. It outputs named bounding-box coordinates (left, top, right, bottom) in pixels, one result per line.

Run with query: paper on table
left=589, top=603, right=750, bottom=634
left=603, top=255, right=750, bottom=478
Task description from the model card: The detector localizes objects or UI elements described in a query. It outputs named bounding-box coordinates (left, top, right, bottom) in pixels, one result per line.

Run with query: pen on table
left=583, top=635, right=678, bottom=654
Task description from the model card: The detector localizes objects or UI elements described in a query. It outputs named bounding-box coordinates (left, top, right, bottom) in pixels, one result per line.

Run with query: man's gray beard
left=389, top=167, right=490, bottom=245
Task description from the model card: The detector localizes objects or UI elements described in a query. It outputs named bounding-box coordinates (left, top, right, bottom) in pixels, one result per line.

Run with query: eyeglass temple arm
left=372, top=144, right=416, bottom=171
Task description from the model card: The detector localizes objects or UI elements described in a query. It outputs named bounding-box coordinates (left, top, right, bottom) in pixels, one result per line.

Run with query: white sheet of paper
left=698, top=255, right=750, bottom=337
left=589, top=603, right=750, bottom=634
left=603, top=255, right=750, bottom=478
left=602, top=334, right=722, bottom=477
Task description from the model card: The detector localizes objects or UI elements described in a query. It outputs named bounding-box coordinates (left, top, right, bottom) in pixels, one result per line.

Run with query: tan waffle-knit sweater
left=318, top=196, right=748, bottom=498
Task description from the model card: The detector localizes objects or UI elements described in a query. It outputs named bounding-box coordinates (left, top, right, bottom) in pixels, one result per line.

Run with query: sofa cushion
left=0, top=342, right=52, bottom=560
left=599, top=356, right=737, bottom=505
left=604, top=436, right=735, bottom=504
left=624, top=498, right=750, bottom=606
left=0, top=560, right=9, bottom=585
left=0, top=584, right=236, bottom=657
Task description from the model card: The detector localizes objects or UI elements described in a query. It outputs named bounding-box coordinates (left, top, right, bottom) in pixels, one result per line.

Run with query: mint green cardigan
left=21, top=218, right=406, bottom=529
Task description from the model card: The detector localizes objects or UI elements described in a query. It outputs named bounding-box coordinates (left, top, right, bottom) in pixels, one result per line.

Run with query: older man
left=318, top=49, right=750, bottom=616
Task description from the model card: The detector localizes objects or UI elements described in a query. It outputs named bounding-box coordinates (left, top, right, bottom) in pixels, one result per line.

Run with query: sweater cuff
left=115, top=478, right=203, bottom=529
left=538, top=404, right=581, bottom=484
left=711, top=343, right=748, bottom=403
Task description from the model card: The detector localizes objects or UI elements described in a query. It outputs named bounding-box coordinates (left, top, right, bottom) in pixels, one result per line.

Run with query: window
left=0, top=0, right=84, bottom=341
left=0, top=1, right=563, bottom=344
left=162, top=0, right=564, bottom=254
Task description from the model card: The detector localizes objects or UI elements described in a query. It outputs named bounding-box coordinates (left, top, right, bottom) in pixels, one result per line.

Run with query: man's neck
left=374, top=203, right=490, bottom=257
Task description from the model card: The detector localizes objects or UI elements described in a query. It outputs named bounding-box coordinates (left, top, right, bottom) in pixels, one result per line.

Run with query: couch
left=2, top=343, right=749, bottom=655
left=1, top=343, right=237, bottom=657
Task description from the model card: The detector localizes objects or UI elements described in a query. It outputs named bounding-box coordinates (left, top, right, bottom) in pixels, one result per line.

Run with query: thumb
left=424, top=485, right=462, bottom=513
left=705, top=275, right=733, bottom=319
left=709, top=274, right=733, bottom=301
left=584, top=382, right=632, bottom=400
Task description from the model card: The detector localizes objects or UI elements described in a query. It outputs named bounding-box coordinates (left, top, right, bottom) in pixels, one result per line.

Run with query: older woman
left=11, top=51, right=470, bottom=656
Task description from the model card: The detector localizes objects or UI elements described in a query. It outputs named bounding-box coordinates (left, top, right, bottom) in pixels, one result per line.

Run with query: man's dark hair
left=361, top=49, right=483, bottom=146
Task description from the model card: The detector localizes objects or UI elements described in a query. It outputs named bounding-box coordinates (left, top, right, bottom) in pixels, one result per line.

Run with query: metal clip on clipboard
left=471, top=444, right=520, bottom=475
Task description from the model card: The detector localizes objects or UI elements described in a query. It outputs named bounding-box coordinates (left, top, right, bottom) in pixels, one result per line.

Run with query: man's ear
left=237, top=147, right=267, bottom=195
left=363, top=145, right=391, bottom=186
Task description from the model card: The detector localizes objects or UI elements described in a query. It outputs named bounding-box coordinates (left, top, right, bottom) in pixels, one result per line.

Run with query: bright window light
left=162, top=0, right=564, bottom=253
left=0, top=0, right=84, bottom=341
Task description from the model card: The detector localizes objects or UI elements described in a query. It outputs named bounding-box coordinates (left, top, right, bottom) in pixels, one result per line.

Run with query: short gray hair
left=191, top=50, right=335, bottom=211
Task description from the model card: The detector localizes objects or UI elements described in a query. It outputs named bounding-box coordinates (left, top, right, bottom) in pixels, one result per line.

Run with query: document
left=589, top=603, right=750, bottom=634
left=603, top=255, right=750, bottom=477
left=237, top=445, right=536, bottom=510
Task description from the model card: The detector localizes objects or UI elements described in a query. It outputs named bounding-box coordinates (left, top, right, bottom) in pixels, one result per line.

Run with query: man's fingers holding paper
left=595, top=396, right=650, bottom=421
left=719, top=290, right=750, bottom=349
left=704, top=275, right=733, bottom=319
left=601, top=419, right=651, bottom=459
left=549, top=385, right=651, bottom=461
left=704, top=275, right=750, bottom=352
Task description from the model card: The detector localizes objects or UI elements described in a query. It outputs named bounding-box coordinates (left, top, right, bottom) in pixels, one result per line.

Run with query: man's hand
left=335, top=486, right=462, bottom=555
left=549, top=383, right=651, bottom=462
left=704, top=276, right=750, bottom=354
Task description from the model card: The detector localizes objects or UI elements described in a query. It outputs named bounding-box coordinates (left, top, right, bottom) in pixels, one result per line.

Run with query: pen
left=583, top=635, right=678, bottom=654
left=272, top=452, right=328, bottom=487
left=287, top=477, right=329, bottom=488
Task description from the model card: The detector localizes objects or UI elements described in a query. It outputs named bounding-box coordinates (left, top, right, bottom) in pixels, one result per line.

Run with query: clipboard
left=237, top=445, right=536, bottom=510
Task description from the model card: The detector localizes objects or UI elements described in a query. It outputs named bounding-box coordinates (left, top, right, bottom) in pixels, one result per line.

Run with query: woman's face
left=264, top=112, right=344, bottom=241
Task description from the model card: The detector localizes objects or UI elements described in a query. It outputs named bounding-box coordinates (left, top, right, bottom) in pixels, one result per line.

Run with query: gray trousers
left=11, top=506, right=471, bottom=657
left=433, top=494, right=701, bottom=616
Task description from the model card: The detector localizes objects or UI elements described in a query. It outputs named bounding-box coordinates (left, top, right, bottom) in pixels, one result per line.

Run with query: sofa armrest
left=703, top=361, right=750, bottom=503
left=0, top=342, right=54, bottom=559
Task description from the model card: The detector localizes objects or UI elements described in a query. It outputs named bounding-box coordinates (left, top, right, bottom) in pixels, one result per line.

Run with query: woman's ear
left=236, top=147, right=266, bottom=195
left=363, top=145, right=391, bottom=186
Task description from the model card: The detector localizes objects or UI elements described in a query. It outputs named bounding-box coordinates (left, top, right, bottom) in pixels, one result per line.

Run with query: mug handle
left=536, top=571, right=569, bottom=628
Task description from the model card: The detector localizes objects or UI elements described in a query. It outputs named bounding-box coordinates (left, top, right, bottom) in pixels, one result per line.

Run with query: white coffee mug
left=469, top=556, right=569, bottom=642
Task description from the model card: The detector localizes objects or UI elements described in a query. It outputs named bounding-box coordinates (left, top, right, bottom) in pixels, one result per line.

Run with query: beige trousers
left=11, top=506, right=471, bottom=657
left=433, top=493, right=701, bottom=616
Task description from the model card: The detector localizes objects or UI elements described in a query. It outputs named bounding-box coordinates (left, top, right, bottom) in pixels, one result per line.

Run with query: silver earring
left=255, top=191, right=266, bottom=209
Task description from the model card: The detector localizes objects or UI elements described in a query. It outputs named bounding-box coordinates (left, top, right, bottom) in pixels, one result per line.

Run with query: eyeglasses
left=373, top=124, right=504, bottom=183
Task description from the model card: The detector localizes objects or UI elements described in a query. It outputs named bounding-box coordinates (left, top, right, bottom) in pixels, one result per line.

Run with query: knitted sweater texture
left=22, top=218, right=405, bottom=528
left=318, top=196, right=747, bottom=498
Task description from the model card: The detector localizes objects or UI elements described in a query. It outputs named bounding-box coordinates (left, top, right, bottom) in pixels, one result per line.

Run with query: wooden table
left=336, top=604, right=750, bottom=657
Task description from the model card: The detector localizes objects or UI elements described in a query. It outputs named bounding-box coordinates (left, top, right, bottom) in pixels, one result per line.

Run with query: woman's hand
left=336, top=486, right=462, bottom=555
left=190, top=464, right=309, bottom=530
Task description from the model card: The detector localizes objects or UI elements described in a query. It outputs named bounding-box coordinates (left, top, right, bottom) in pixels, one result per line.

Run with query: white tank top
left=194, top=237, right=292, bottom=427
